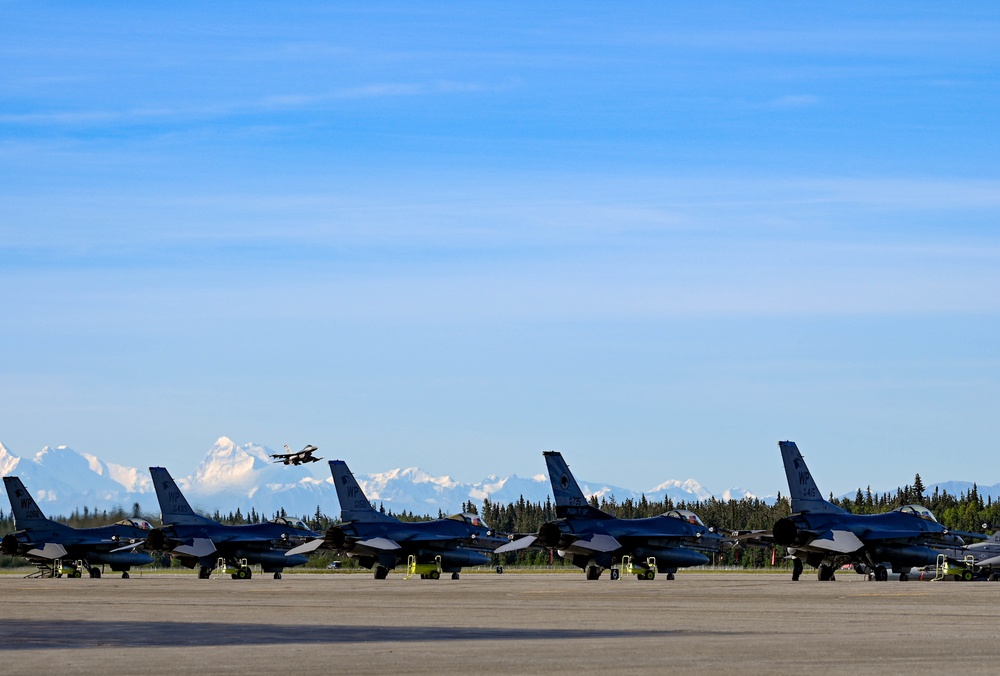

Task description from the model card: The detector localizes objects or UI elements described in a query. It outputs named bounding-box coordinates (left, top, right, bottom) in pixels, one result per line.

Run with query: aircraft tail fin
left=543, top=451, right=611, bottom=520
left=2, top=476, right=63, bottom=531
left=329, top=460, right=395, bottom=523
left=149, top=467, right=215, bottom=525
left=778, top=441, right=846, bottom=514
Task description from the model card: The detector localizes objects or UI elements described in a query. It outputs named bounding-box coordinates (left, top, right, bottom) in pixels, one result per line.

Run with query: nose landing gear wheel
left=791, top=558, right=803, bottom=581
left=451, top=572, right=460, bottom=580
left=374, top=566, right=389, bottom=579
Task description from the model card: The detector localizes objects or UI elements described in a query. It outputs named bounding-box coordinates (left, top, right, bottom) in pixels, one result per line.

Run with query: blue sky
left=2, top=2, right=999, bottom=499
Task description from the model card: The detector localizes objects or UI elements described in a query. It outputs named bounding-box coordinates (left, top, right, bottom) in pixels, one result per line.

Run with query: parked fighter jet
left=773, top=440, right=967, bottom=582
left=497, top=451, right=725, bottom=580
left=271, top=444, right=322, bottom=466
left=286, top=459, right=508, bottom=579
left=1, top=476, right=153, bottom=578
left=128, top=467, right=319, bottom=579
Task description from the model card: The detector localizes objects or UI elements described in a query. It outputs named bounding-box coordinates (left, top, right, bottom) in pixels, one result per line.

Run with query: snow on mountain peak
left=0, top=441, right=20, bottom=476
left=193, top=437, right=271, bottom=487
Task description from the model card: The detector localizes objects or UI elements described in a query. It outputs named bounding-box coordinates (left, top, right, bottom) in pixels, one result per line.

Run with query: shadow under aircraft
left=497, top=451, right=727, bottom=580
left=771, top=440, right=975, bottom=582
left=121, top=467, right=319, bottom=579
left=2, top=476, right=153, bottom=578
left=286, top=459, right=509, bottom=579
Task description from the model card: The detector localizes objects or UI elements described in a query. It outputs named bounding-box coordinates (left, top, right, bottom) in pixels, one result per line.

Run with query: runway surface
left=3, top=570, right=1000, bottom=674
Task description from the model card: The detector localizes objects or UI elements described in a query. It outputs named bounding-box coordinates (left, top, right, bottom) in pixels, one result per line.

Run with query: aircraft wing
left=808, top=529, right=865, bottom=553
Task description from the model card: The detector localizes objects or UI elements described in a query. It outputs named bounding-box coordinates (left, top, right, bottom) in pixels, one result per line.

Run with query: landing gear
left=121, top=572, right=130, bottom=579
left=88, top=567, right=101, bottom=579
left=374, top=565, right=389, bottom=580
left=585, top=565, right=602, bottom=580
left=817, top=564, right=836, bottom=581
left=198, top=566, right=212, bottom=579
left=451, top=572, right=460, bottom=580
left=899, top=572, right=908, bottom=582
left=273, top=572, right=282, bottom=580
left=873, top=565, right=888, bottom=581
left=791, top=558, right=803, bottom=581
left=666, top=573, right=675, bottom=581
left=988, top=573, right=999, bottom=582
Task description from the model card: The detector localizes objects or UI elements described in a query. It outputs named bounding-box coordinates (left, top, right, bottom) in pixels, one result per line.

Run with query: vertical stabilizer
left=778, top=441, right=845, bottom=514
left=2, top=476, right=62, bottom=531
left=329, top=460, right=395, bottom=523
left=543, top=451, right=611, bottom=520
left=149, top=467, right=215, bottom=525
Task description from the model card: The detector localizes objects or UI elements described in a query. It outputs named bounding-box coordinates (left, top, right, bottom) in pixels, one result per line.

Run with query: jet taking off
left=773, top=440, right=967, bottom=581
left=132, top=467, right=319, bottom=579
left=1, top=476, right=153, bottom=578
left=271, top=444, right=322, bottom=466
left=286, top=459, right=509, bottom=579
left=497, top=451, right=725, bottom=580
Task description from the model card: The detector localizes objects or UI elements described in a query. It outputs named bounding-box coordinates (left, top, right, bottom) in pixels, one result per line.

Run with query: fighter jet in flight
left=497, top=451, right=726, bottom=580
left=286, top=459, right=508, bottom=579
left=271, top=444, right=322, bottom=466
left=1, top=476, right=153, bottom=578
left=772, top=440, right=968, bottom=582
left=130, top=467, right=319, bottom=579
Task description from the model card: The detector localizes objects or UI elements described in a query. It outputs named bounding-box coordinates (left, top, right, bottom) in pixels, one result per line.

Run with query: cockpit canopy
left=271, top=517, right=311, bottom=531
left=893, top=504, right=937, bottom=522
left=116, top=518, right=153, bottom=530
left=663, top=509, right=706, bottom=527
left=447, top=513, right=490, bottom=529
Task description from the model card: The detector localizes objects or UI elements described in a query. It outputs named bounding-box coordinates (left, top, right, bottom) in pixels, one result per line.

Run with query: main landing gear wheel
left=451, top=572, right=460, bottom=580
left=374, top=566, right=389, bottom=580
left=585, top=566, right=602, bottom=580
left=88, top=567, right=101, bottom=579
left=873, top=565, right=888, bottom=582
left=121, top=572, right=130, bottom=579
left=666, top=573, right=675, bottom=581
left=898, top=572, right=908, bottom=582
left=274, top=572, right=282, bottom=580
left=791, top=558, right=803, bottom=581
left=610, top=568, right=620, bottom=581
left=817, top=564, right=835, bottom=581
left=198, top=567, right=212, bottom=579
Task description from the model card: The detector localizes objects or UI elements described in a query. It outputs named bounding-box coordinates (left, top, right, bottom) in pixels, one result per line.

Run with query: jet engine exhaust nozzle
left=1, top=533, right=18, bottom=556
left=772, top=518, right=804, bottom=547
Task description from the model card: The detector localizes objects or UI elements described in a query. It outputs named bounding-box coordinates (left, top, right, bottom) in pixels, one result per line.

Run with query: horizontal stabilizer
left=573, top=534, right=621, bottom=553
left=172, top=538, right=217, bottom=558
left=809, top=529, right=864, bottom=553
left=356, top=537, right=401, bottom=551
left=26, top=542, right=68, bottom=560
left=285, top=538, right=325, bottom=557
left=496, top=535, right=538, bottom=554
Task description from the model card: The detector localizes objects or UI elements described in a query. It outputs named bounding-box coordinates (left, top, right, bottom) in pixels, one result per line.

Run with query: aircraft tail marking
left=778, top=441, right=846, bottom=515
left=149, top=467, right=215, bottom=525
left=543, top=451, right=612, bottom=520
left=329, top=460, right=395, bottom=523
left=2, top=476, right=64, bottom=531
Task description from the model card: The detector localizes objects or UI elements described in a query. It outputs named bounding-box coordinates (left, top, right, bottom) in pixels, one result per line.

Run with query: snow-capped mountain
left=0, top=437, right=756, bottom=521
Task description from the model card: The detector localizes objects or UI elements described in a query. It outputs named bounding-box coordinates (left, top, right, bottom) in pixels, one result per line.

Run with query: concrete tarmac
left=2, top=570, right=1000, bottom=674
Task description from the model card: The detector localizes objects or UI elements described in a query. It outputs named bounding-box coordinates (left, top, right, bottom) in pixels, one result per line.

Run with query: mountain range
left=0, top=437, right=756, bottom=521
